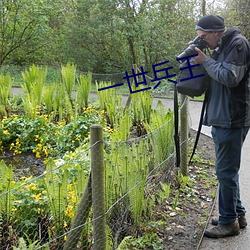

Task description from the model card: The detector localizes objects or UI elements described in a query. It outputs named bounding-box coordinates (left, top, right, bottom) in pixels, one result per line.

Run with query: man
left=194, top=15, right=250, bottom=238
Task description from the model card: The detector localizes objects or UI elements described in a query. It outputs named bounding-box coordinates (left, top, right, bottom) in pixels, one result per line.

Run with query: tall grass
left=21, top=65, right=47, bottom=118
left=145, top=100, right=175, bottom=164
left=130, top=87, right=153, bottom=135
left=43, top=85, right=56, bottom=114
left=76, top=72, right=92, bottom=112
left=0, top=161, right=14, bottom=223
left=96, top=81, right=122, bottom=128
left=61, top=63, right=76, bottom=103
left=0, top=73, right=12, bottom=116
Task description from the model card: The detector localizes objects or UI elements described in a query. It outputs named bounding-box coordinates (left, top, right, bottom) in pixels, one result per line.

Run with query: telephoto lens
left=177, top=36, right=208, bottom=62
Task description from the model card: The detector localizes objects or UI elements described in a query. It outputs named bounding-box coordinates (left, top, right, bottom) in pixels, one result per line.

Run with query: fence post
left=180, top=94, right=188, bottom=176
left=91, top=124, right=106, bottom=250
left=124, top=64, right=137, bottom=110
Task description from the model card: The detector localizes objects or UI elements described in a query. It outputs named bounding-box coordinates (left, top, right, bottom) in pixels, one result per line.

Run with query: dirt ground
left=159, top=130, right=217, bottom=250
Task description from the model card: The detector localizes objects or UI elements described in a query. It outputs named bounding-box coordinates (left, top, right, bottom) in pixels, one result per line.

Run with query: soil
left=159, top=130, right=217, bottom=250
left=0, top=152, right=45, bottom=180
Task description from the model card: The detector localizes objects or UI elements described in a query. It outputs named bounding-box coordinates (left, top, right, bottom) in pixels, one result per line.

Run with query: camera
left=177, top=36, right=208, bottom=62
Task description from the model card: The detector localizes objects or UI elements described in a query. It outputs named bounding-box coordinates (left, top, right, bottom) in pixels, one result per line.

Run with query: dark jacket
left=203, top=26, right=250, bottom=128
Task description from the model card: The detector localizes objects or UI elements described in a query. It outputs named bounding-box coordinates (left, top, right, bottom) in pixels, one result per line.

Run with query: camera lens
left=177, top=44, right=197, bottom=61
left=177, top=36, right=208, bottom=62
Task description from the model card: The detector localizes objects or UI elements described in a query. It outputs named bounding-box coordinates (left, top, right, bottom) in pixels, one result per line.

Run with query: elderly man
left=194, top=15, right=250, bottom=238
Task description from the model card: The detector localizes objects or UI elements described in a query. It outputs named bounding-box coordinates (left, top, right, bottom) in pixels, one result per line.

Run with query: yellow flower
left=26, top=183, right=37, bottom=191
left=36, top=152, right=41, bottom=159
left=71, top=195, right=76, bottom=204
left=32, top=193, right=42, bottom=201
left=12, top=207, right=17, bottom=212
left=65, top=205, right=74, bottom=218
left=43, top=147, right=49, bottom=157
left=3, top=130, right=9, bottom=135
left=14, top=149, right=22, bottom=155
left=100, top=110, right=106, bottom=115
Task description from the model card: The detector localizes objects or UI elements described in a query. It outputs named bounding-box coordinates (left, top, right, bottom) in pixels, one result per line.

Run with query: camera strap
left=174, top=83, right=180, bottom=168
left=173, top=86, right=208, bottom=167
left=189, top=90, right=208, bottom=164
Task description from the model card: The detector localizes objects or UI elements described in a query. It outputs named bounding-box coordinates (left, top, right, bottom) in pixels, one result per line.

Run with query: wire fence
left=0, top=65, right=191, bottom=249
left=0, top=96, right=191, bottom=249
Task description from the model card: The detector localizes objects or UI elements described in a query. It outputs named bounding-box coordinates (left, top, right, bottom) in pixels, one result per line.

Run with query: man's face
left=196, top=30, right=221, bottom=49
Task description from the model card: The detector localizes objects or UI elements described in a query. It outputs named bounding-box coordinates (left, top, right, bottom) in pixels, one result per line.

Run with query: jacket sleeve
left=203, top=37, right=250, bottom=87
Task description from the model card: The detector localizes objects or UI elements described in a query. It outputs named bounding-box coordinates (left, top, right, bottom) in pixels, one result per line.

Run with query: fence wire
left=0, top=113, right=191, bottom=249
left=0, top=68, right=192, bottom=249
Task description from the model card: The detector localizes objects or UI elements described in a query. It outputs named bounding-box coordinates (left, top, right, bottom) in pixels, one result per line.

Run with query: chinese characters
left=98, top=54, right=203, bottom=93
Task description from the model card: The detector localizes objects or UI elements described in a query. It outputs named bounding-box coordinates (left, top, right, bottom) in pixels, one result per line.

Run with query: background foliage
left=1, top=0, right=248, bottom=78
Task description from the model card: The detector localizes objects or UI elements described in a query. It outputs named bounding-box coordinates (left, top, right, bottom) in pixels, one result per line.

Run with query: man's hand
left=194, top=47, right=207, bottom=64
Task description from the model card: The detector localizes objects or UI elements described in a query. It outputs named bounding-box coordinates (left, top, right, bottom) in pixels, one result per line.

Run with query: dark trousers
left=211, top=126, right=249, bottom=225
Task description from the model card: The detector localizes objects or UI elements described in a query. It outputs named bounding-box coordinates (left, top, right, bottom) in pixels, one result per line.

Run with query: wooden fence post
left=91, top=124, right=106, bottom=250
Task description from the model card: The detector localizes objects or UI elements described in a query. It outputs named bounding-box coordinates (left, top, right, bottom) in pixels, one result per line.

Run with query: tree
left=66, top=0, right=199, bottom=75
left=0, top=0, right=48, bottom=65
left=64, top=0, right=131, bottom=73
left=221, top=0, right=250, bottom=39
left=0, top=0, right=228, bottom=74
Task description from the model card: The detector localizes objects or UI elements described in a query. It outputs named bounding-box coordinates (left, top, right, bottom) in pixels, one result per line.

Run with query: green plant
left=96, top=81, right=122, bottom=128
left=144, top=100, right=174, bottom=164
left=0, top=106, right=103, bottom=158
left=105, top=137, right=153, bottom=231
left=0, top=161, right=15, bottom=222
left=96, top=81, right=114, bottom=111
left=117, top=233, right=163, bottom=250
left=21, top=65, right=47, bottom=118
left=43, top=84, right=56, bottom=114
left=76, top=72, right=92, bottom=111
left=60, top=62, right=76, bottom=102
left=52, top=83, right=67, bottom=121
left=0, top=75, right=184, bottom=248
left=178, top=173, right=191, bottom=189
left=0, top=161, right=17, bottom=248
left=0, top=73, right=12, bottom=117
left=157, top=182, right=171, bottom=204
left=131, top=86, right=153, bottom=130
left=43, top=159, right=69, bottom=225
left=12, top=176, right=49, bottom=241
left=172, top=190, right=180, bottom=210
left=110, top=109, right=132, bottom=141
left=13, top=233, right=49, bottom=250
left=0, top=115, right=57, bottom=157
left=42, top=156, right=90, bottom=241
